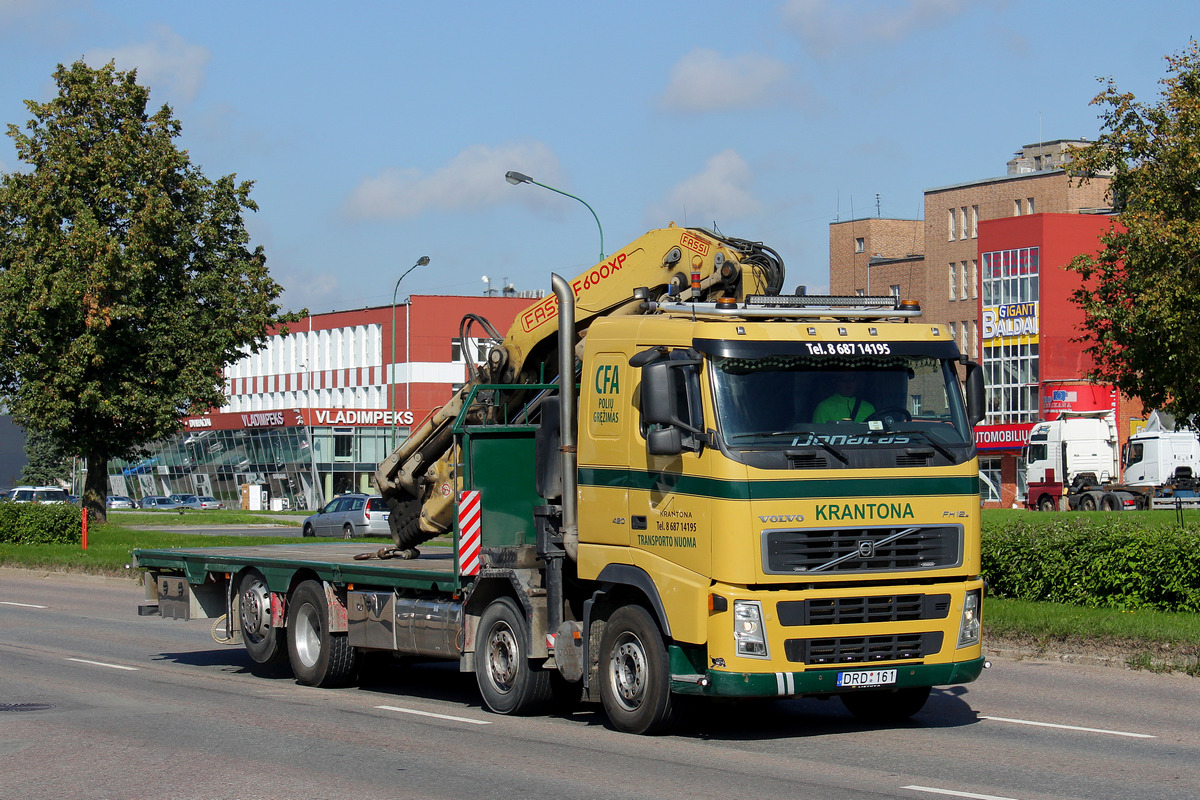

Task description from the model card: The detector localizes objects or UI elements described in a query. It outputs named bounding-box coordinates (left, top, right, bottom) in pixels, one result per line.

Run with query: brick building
left=828, top=140, right=1137, bottom=507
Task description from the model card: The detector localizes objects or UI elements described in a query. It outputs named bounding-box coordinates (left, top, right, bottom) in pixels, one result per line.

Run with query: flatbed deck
left=133, top=543, right=460, bottom=593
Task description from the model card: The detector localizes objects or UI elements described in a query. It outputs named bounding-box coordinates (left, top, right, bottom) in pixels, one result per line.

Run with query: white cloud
left=86, top=25, right=210, bottom=104
left=659, top=49, right=794, bottom=112
left=343, top=141, right=564, bottom=221
left=783, top=0, right=967, bottom=58
left=648, top=149, right=762, bottom=227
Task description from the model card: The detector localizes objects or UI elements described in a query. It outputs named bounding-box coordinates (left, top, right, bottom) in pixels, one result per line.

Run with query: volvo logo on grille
left=857, top=540, right=876, bottom=558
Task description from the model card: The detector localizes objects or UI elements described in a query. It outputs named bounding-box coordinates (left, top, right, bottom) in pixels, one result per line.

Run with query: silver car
left=168, top=493, right=203, bottom=509
left=302, top=494, right=390, bottom=538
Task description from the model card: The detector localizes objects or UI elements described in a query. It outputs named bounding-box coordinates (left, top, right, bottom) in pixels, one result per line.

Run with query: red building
left=107, top=294, right=538, bottom=510
left=973, top=213, right=1141, bottom=506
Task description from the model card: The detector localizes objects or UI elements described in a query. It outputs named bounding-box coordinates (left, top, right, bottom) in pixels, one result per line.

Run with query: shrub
left=982, top=515, right=1200, bottom=612
left=0, top=502, right=83, bottom=545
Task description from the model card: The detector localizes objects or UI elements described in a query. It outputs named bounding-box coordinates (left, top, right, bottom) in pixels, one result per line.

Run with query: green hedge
left=0, top=502, right=83, bottom=545
left=982, top=516, right=1200, bottom=612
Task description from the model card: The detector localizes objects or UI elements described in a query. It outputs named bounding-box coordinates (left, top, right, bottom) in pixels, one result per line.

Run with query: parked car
left=197, top=496, right=225, bottom=510
left=106, top=495, right=137, bottom=509
left=139, top=495, right=182, bottom=510
left=168, top=493, right=203, bottom=509
left=301, top=493, right=390, bottom=538
left=4, top=485, right=71, bottom=504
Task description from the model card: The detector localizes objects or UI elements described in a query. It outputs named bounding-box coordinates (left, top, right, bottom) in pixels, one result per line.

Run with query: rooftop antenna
left=876, top=193, right=881, bottom=217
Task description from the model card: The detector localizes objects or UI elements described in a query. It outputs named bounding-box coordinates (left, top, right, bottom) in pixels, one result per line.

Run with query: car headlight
left=957, top=589, right=981, bottom=648
left=733, top=600, right=769, bottom=658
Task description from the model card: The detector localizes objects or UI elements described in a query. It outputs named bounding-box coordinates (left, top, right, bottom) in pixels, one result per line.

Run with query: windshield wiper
left=784, top=431, right=849, bottom=464
left=893, top=429, right=958, bottom=461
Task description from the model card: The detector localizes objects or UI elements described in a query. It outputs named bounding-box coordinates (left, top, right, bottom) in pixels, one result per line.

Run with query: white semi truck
left=1023, top=411, right=1200, bottom=511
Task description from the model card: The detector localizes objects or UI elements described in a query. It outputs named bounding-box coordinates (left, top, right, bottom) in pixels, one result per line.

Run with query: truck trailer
left=134, top=225, right=988, bottom=734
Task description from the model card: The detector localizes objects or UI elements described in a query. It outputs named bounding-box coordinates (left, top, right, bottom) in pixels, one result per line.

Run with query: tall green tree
left=0, top=61, right=297, bottom=522
left=1068, top=41, right=1200, bottom=421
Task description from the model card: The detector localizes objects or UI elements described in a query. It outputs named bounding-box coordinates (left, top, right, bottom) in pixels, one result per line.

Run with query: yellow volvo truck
left=134, top=225, right=986, bottom=735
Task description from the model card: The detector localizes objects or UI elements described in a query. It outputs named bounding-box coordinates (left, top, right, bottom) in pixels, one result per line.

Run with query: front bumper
left=670, top=653, right=986, bottom=697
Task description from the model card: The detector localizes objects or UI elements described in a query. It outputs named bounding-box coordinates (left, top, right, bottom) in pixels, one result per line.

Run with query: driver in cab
left=813, top=373, right=875, bottom=423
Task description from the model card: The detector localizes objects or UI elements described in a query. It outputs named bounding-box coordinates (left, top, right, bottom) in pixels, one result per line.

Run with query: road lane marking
left=904, top=787, right=1020, bottom=800
left=982, top=715, right=1155, bottom=739
left=374, top=704, right=492, bottom=725
left=0, top=601, right=48, bottom=608
left=65, top=658, right=140, bottom=671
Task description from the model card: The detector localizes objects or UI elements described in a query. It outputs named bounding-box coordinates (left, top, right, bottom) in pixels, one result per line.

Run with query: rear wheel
left=1100, top=493, right=1121, bottom=511
left=1079, top=494, right=1098, bottom=511
left=840, top=686, right=931, bottom=722
left=238, top=571, right=285, bottom=664
left=286, top=580, right=358, bottom=687
left=475, top=596, right=552, bottom=715
left=599, top=605, right=676, bottom=735
left=343, top=523, right=354, bottom=540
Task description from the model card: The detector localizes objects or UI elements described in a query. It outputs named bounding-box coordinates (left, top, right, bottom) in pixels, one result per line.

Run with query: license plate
left=836, top=668, right=897, bottom=688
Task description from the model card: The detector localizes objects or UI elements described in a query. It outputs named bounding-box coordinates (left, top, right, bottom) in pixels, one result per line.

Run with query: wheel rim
left=607, top=632, right=648, bottom=711
left=240, top=579, right=271, bottom=642
left=293, top=603, right=322, bottom=669
left=484, top=621, right=519, bottom=694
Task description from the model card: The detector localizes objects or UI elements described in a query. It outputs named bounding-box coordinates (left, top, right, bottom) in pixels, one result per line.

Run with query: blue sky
left=1, top=1, right=1196, bottom=314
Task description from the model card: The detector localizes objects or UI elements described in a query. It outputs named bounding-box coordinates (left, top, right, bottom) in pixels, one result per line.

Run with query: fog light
left=733, top=600, right=769, bottom=658
left=957, top=589, right=981, bottom=648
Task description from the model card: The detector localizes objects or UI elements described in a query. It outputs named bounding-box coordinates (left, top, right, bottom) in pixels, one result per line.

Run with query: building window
left=949, top=321, right=958, bottom=343
left=970, top=319, right=978, bottom=358
left=949, top=263, right=957, bottom=301
left=948, top=209, right=956, bottom=241
left=1027, top=197, right=1035, bottom=214
left=971, top=205, right=979, bottom=238
left=854, top=288, right=865, bottom=296
left=981, top=246, right=1041, bottom=424
left=854, top=237, right=865, bottom=253
left=890, top=284, right=901, bottom=300
left=980, top=458, right=1002, bottom=503
left=959, top=206, right=968, bottom=240
left=959, top=261, right=969, bottom=300
left=1013, top=198, right=1023, bottom=216
left=970, top=259, right=978, bottom=298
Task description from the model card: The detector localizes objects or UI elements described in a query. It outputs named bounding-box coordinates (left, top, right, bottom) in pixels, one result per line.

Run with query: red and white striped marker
left=458, top=490, right=482, bottom=576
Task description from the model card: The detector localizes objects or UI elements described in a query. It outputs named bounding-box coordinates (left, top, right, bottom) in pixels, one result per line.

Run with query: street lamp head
left=505, top=170, right=533, bottom=185
left=416, top=255, right=430, bottom=267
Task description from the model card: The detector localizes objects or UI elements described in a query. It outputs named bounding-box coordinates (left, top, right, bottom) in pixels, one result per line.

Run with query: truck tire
left=840, top=686, right=931, bottom=722
left=286, top=580, right=358, bottom=687
left=1100, top=493, right=1121, bottom=511
left=1037, top=495, right=1056, bottom=512
left=599, top=605, right=676, bottom=735
left=1079, top=493, right=1098, bottom=512
left=238, top=571, right=286, bottom=665
left=475, top=596, right=552, bottom=715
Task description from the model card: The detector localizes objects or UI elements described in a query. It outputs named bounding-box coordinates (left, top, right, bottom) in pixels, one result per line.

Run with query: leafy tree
left=20, top=426, right=72, bottom=487
left=0, top=61, right=297, bottom=522
left=1068, top=41, right=1200, bottom=421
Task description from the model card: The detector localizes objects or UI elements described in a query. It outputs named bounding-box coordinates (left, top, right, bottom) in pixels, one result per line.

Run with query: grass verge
left=985, top=597, right=1200, bottom=676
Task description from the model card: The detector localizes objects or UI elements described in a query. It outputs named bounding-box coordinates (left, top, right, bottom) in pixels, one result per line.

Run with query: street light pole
left=505, top=170, right=604, bottom=263
left=390, top=256, right=430, bottom=451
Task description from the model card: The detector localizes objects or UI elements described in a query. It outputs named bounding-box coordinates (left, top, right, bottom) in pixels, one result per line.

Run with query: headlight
left=957, top=589, right=981, bottom=648
left=733, top=600, right=769, bottom=658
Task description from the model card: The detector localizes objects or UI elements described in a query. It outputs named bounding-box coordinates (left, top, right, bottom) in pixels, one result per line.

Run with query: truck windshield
left=708, top=351, right=973, bottom=466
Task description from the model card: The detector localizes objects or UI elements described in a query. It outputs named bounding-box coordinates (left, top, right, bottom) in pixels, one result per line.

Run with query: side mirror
left=965, top=361, right=985, bottom=426
left=646, top=426, right=684, bottom=456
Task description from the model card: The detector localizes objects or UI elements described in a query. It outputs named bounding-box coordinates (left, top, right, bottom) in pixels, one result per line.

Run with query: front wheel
left=599, top=605, right=676, bottom=735
left=286, top=580, right=359, bottom=687
left=302, top=522, right=315, bottom=537
left=1037, top=495, right=1056, bottom=512
left=840, top=686, right=931, bottom=722
left=475, top=596, right=552, bottom=715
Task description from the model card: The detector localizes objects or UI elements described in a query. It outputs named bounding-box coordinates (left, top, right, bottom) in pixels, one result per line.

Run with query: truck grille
left=784, top=632, right=944, bottom=664
left=777, top=594, right=951, bottom=626
left=762, top=524, right=962, bottom=575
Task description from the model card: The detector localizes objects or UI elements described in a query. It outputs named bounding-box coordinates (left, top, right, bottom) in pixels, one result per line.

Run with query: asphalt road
left=3, top=568, right=1199, bottom=800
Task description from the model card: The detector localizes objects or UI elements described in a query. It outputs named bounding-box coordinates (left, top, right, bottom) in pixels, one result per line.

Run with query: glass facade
left=981, top=247, right=1040, bottom=424
left=107, top=424, right=409, bottom=511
